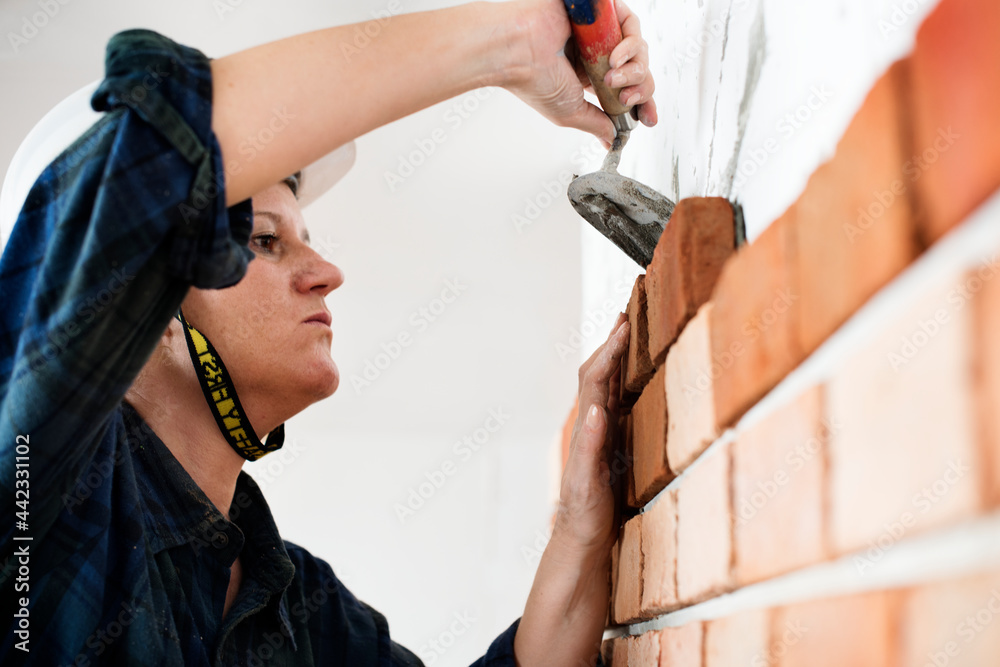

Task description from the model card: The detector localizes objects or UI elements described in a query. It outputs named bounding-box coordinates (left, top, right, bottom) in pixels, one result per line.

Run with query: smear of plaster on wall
left=579, top=0, right=944, bottom=366
left=618, top=0, right=941, bottom=241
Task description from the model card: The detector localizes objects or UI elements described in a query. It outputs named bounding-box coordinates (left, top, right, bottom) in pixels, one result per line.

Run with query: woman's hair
left=283, top=171, right=302, bottom=199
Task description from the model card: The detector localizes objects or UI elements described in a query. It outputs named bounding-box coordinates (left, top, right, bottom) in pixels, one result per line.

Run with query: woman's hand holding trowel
left=501, top=0, right=657, bottom=148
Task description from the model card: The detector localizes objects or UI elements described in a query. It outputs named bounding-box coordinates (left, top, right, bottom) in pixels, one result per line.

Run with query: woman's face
left=179, top=182, right=344, bottom=417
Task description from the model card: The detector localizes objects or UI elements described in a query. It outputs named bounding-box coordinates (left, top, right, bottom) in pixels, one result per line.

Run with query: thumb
left=566, top=100, right=616, bottom=149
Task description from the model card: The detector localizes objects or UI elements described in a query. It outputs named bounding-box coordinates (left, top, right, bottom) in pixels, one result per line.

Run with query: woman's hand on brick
left=500, top=0, right=658, bottom=148
left=555, top=310, right=630, bottom=557
left=514, top=311, right=629, bottom=666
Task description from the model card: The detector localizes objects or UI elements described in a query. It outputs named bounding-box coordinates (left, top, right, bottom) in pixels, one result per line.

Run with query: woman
left=0, top=0, right=655, bottom=664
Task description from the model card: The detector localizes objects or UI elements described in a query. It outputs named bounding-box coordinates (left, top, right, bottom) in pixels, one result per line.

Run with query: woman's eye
left=253, top=233, right=277, bottom=252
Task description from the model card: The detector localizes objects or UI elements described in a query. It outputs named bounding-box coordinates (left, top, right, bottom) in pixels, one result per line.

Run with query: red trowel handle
left=563, top=0, right=635, bottom=130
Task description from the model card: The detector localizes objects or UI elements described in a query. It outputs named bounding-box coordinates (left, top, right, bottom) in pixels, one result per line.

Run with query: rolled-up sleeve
left=467, top=617, right=522, bottom=666
left=0, top=29, right=254, bottom=545
left=90, top=28, right=254, bottom=287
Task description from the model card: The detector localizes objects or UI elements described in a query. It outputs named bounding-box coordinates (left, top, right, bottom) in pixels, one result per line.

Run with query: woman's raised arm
left=210, top=0, right=657, bottom=205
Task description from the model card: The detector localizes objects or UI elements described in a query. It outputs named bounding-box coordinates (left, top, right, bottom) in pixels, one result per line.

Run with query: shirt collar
left=121, top=400, right=297, bottom=638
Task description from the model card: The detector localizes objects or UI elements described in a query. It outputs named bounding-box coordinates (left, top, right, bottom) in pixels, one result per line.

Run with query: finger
left=588, top=320, right=629, bottom=387
left=610, top=310, right=628, bottom=336
left=607, top=350, right=622, bottom=414
left=566, top=402, right=616, bottom=499
left=606, top=59, right=647, bottom=92
left=579, top=312, right=627, bottom=380
left=608, top=314, right=627, bottom=391
left=572, top=402, right=608, bottom=460
left=615, top=0, right=639, bottom=37
left=614, top=0, right=639, bottom=38
left=578, top=320, right=630, bottom=417
left=608, top=35, right=647, bottom=72
left=637, top=97, right=658, bottom=127
left=578, top=324, right=628, bottom=414
left=582, top=107, right=617, bottom=149
left=608, top=62, right=651, bottom=100
left=618, top=79, right=654, bottom=110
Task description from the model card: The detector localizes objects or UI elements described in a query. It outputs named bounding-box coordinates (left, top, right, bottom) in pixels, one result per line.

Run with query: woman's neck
left=125, top=344, right=250, bottom=520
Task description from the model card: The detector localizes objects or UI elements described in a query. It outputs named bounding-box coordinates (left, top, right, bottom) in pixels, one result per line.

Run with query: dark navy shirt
left=0, top=28, right=522, bottom=666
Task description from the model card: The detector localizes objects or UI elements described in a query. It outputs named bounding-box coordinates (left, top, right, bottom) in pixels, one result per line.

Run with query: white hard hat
left=0, top=80, right=355, bottom=250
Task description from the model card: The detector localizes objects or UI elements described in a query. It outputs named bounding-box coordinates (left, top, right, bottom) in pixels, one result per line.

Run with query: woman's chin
left=309, top=357, right=339, bottom=400
left=281, top=353, right=339, bottom=406
left=321, top=364, right=339, bottom=398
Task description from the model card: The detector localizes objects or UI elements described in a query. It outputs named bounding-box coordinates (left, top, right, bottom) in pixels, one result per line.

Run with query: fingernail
left=586, top=404, right=601, bottom=428
left=610, top=72, right=626, bottom=87
left=626, top=93, right=640, bottom=107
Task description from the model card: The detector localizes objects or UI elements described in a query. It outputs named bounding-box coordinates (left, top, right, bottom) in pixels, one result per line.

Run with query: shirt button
left=216, top=532, right=229, bottom=546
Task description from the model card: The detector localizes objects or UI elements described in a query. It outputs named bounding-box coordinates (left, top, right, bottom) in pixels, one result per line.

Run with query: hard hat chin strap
left=174, top=309, right=284, bottom=462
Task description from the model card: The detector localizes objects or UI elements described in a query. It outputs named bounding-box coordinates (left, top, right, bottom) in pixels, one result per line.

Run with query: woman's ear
left=131, top=319, right=184, bottom=390
left=157, top=318, right=188, bottom=370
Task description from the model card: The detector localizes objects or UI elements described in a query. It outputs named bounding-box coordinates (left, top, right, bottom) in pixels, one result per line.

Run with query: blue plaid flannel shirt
left=0, top=28, right=526, bottom=666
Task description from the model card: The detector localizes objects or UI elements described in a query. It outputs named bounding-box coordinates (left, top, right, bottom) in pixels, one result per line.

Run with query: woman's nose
left=298, top=250, right=344, bottom=296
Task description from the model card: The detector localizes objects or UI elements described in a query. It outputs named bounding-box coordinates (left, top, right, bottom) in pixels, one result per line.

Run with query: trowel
left=563, top=0, right=676, bottom=267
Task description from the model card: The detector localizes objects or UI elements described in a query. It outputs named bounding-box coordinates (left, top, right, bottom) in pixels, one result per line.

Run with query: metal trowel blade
left=566, top=133, right=675, bottom=267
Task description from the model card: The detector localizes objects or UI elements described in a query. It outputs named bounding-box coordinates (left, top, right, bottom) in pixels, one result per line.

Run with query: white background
left=0, top=0, right=935, bottom=664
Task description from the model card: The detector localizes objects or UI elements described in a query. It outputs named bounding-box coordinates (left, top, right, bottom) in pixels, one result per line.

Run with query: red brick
left=898, top=569, right=1000, bottom=667
left=826, top=276, right=981, bottom=555
left=676, top=444, right=732, bottom=603
left=773, top=591, right=894, bottom=667
left=909, top=0, right=1000, bottom=243
left=627, top=631, right=659, bottom=665
left=604, top=637, right=628, bottom=667
left=657, top=623, right=702, bottom=666
left=624, top=274, right=655, bottom=397
left=620, top=363, right=636, bottom=413
left=972, top=266, right=1000, bottom=507
left=732, top=386, right=829, bottom=586
left=794, top=60, right=921, bottom=357
left=631, top=364, right=672, bottom=506
left=666, top=303, right=720, bottom=474
left=710, top=211, right=802, bottom=430
left=614, top=514, right=643, bottom=624
left=624, top=414, right=637, bottom=508
left=640, top=491, right=678, bottom=616
left=704, top=608, right=770, bottom=667
left=646, top=197, right=736, bottom=365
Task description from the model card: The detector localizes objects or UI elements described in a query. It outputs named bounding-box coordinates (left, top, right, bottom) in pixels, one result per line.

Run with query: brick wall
left=560, top=0, right=1000, bottom=662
